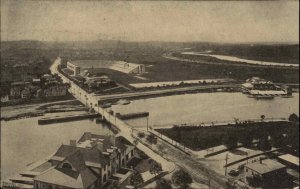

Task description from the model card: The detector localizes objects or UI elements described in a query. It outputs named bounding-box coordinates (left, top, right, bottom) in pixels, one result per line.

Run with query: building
left=111, top=61, right=145, bottom=74
left=1, top=94, right=9, bottom=102
left=67, top=61, right=81, bottom=76
left=20, top=88, right=31, bottom=99
left=277, top=154, right=299, bottom=170
left=33, top=132, right=135, bottom=189
left=43, top=84, right=69, bottom=97
left=244, top=159, right=287, bottom=188
left=10, top=81, right=32, bottom=99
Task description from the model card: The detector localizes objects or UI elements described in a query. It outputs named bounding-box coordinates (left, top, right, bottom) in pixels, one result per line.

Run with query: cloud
left=1, top=0, right=299, bottom=43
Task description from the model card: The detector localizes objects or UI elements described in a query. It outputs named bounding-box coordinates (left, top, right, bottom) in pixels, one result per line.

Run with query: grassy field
left=156, top=121, right=299, bottom=152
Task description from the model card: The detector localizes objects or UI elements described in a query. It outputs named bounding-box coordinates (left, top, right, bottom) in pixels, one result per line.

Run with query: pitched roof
left=51, top=144, right=109, bottom=167
left=35, top=150, right=99, bottom=189
left=34, top=166, right=97, bottom=189
left=78, top=132, right=129, bottom=152
left=245, top=159, right=286, bottom=175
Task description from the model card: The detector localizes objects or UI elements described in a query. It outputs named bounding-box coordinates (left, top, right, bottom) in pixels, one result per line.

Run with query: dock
left=115, top=112, right=149, bottom=120
left=38, top=113, right=99, bottom=125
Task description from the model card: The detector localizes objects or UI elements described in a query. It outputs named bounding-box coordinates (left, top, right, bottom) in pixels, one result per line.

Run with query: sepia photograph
left=0, top=0, right=299, bottom=189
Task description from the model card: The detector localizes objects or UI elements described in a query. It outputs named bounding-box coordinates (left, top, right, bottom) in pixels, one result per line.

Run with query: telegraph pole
left=146, top=117, right=149, bottom=132
left=225, top=153, right=229, bottom=176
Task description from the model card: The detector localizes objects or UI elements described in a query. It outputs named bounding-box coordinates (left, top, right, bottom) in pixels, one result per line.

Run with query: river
left=1, top=92, right=299, bottom=181
left=111, top=92, right=299, bottom=127
left=181, top=52, right=299, bottom=67
left=1, top=112, right=112, bottom=181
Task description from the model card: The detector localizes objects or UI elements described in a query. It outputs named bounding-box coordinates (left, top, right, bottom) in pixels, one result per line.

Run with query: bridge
left=50, top=58, right=175, bottom=171
left=50, top=57, right=229, bottom=188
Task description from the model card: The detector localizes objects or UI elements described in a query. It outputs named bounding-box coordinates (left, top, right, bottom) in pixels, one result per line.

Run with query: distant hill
left=1, top=40, right=299, bottom=64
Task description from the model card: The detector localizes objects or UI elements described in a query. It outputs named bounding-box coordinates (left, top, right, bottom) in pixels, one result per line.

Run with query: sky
left=1, top=0, right=299, bottom=43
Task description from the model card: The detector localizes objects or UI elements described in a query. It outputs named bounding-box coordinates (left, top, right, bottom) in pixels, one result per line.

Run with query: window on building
left=103, top=174, right=107, bottom=182
left=62, top=162, right=72, bottom=170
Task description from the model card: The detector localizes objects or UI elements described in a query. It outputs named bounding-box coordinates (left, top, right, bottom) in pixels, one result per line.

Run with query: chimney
left=110, top=135, right=116, bottom=146
left=259, top=158, right=263, bottom=164
left=70, top=140, right=77, bottom=147
left=84, top=132, right=92, bottom=141
left=96, top=142, right=104, bottom=152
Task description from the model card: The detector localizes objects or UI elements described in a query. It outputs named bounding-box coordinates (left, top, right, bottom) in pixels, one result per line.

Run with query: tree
left=109, top=180, right=119, bottom=189
left=138, top=132, right=145, bottom=139
left=133, top=139, right=138, bottom=146
left=223, top=133, right=238, bottom=149
left=260, top=115, right=265, bottom=122
left=130, top=170, right=144, bottom=189
left=240, top=132, right=254, bottom=147
left=156, top=178, right=172, bottom=189
left=146, top=134, right=157, bottom=146
left=271, top=133, right=286, bottom=148
left=258, top=138, right=272, bottom=151
left=171, top=169, right=192, bottom=189
left=149, top=159, right=163, bottom=175
left=288, top=113, right=299, bottom=123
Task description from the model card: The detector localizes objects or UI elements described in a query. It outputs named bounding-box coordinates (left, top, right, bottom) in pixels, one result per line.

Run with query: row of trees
left=130, top=168, right=193, bottom=189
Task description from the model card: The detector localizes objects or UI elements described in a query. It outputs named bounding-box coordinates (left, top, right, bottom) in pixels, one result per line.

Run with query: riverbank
left=1, top=99, right=87, bottom=121
left=1, top=94, right=75, bottom=107
left=155, top=120, right=299, bottom=152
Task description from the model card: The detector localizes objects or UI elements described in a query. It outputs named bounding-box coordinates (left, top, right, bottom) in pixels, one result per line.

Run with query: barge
left=38, top=113, right=99, bottom=125
left=115, top=112, right=149, bottom=120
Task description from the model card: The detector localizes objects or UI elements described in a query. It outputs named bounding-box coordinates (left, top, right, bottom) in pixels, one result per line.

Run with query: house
left=1, top=94, right=9, bottom=102
left=20, top=88, right=31, bottom=99
left=10, top=81, right=31, bottom=99
left=43, top=84, right=69, bottom=97
left=33, top=132, right=135, bottom=189
left=244, top=158, right=287, bottom=188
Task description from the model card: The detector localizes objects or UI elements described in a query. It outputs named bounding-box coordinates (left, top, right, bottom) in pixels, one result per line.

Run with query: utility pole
left=225, top=153, right=229, bottom=176
left=146, top=117, right=149, bottom=132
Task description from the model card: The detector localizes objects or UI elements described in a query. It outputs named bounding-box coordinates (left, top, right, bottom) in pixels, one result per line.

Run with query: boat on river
left=117, top=99, right=131, bottom=105
left=248, top=94, right=274, bottom=100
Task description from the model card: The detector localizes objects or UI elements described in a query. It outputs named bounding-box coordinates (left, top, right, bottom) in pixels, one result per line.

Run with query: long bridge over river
left=50, top=57, right=230, bottom=189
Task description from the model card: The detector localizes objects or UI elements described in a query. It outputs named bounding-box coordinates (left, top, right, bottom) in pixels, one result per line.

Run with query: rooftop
left=278, top=154, right=299, bottom=167
left=245, top=159, right=286, bottom=175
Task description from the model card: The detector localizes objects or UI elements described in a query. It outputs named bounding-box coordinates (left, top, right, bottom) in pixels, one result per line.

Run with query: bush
left=138, top=132, right=146, bottom=139
left=146, top=134, right=157, bottom=145
left=156, top=178, right=172, bottom=189
left=289, top=113, right=299, bottom=123
left=171, top=169, right=192, bottom=189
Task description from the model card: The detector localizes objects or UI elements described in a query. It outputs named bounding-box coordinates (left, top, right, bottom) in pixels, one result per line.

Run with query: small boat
left=248, top=94, right=274, bottom=99
left=281, top=95, right=293, bottom=98
left=101, top=103, right=112, bottom=108
left=117, top=99, right=131, bottom=105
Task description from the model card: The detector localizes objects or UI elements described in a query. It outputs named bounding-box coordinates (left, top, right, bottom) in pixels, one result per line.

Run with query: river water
left=181, top=52, right=299, bottom=67
left=111, top=92, right=299, bottom=127
left=1, top=112, right=112, bottom=181
left=1, top=92, right=299, bottom=181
